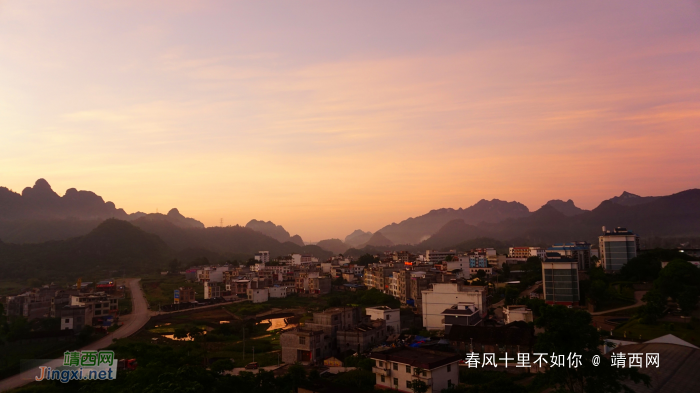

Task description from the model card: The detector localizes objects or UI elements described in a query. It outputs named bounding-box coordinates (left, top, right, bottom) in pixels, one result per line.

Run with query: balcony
left=372, top=367, right=391, bottom=376
left=411, top=374, right=432, bottom=385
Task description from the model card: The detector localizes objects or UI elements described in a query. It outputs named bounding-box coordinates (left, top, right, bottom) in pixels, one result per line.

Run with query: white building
left=268, top=286, right=288, bottom=298
left=445, top=259, right=471, bottom=279
left=255, top=251, right=270, bottom=264
left=503, top=305, right=534, bottom=324
left=366, top=306, right=401, bottom=334
left=425, top=250, right=457, bottom=264
left=371, top=347, right=461, bottom=393
left=247, top=288, right=269, bottom=303
left=421, top=283, right=488, bottom=331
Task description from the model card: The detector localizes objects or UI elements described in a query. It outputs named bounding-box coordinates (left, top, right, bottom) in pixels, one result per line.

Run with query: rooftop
left=370, top=347, right=462, bottom=369
left=447, top=322, right=534, bottom=346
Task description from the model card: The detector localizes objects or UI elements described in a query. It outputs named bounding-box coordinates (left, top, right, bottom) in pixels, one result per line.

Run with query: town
left=2, top=226, right=698, bottom=392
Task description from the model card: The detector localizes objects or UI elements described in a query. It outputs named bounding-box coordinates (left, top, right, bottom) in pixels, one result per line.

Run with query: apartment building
left=280, top=328, right=330, bottom=364
left=599, top=227, right=640, bottom=272
left=421, top=282, right=488, bottom=331
left=365, top=305, right=401, bottom=333
left=542, top=259, right=580, bottom=305
left=336, top=319, right=386, bottom=353
left=371, top=347, right=461, bottom=393
left=254, top=251, right=270, bottom=264
left=547, top=242, right=592, bottom=270
left=441, top=303, right=482, bottom=333
left=425, top=250, right=457, bottom=264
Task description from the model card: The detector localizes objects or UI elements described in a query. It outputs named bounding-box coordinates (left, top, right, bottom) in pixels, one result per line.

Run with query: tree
left=619, top=254, right=661, bottom=282
left=502, top=263, right=511, bottom=279
left=407, top=379, right=429, bottom=393
left=587, top=280, right=610, bottom=308
left=357, top=253, right=379, bottom=266
left=535, top=305, right=649, bottom=392
left=173, top=327, right=188, bottom=339
left=210, top=359, right=235, bottom=374
left=637, top=290, right=665, bottom=324
left=168, top=259, right=180, bottom=274
left=504, top=286, right=519, bottom=305
left=444, top=255, right=454, bottom=262
left=655, top=259, right=700, bottom=300
left=333, top=277, right=347, bottom=286
left=78, top=325, right=95, bottom=342
left=476, top=269, right=487, bottom=280
left=678, top=286, right=700, bottom=315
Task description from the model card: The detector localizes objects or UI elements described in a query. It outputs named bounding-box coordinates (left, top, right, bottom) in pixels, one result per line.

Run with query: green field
left=0, top=281, right=25, bottom=296
left=141, top=274, right=205, bottom=311
left=614, top=318, right=699, bottom=345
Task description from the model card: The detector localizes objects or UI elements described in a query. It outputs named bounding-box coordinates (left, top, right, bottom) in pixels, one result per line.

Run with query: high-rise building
left=547, top=242, right=592, bottom=270
left=541, top=259, right=579, bottom=306
left=599, top=227, right=640, bottom=272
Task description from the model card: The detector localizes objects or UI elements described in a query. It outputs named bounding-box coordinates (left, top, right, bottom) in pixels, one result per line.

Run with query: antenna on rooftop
left=220, top=218, right=223, bottom=227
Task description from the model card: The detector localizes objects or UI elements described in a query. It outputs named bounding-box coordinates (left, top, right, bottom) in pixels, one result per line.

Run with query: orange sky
left=1, top=1, right=699, bottom=241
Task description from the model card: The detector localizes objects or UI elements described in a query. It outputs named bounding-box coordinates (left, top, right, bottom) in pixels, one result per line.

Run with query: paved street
left=0, top=278, right=151, bottom=392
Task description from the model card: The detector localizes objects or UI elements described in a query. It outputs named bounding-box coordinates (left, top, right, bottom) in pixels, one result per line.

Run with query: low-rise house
left=247, top=288, right=269, bottom=303
left=280, top=328, right=331, bottom=364
left=370, top=347, right=461, bottom=393
left=447, top=321, right=535, bottom=357
left=268, top=285, right=288, bottom=298
left=441, top=304, right=482, bottom=333
left=503, top=305, right=534, bottom=324
left=365, top=306, right=401, bottom=334
left=336, top=319, right=386, bottom=353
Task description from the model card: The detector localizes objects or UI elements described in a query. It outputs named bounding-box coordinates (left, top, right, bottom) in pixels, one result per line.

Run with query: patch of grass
left=614, top=319, right=700, bottom=344
left=141, top=274, right=204, bottom=311
left=0, top=281, right=25, bottom=296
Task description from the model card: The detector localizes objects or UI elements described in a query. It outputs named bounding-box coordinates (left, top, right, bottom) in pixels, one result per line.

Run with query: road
left=590, top=290, right=647, bottom=316
left=0, top=278, right=150, bottom=392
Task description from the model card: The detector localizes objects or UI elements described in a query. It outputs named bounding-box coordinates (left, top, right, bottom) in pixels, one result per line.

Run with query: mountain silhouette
left=344, top=229, right=373, bottom=248
left=245, top=219, right=304, bottom=246
left=375, top=199, right=530, bottom=245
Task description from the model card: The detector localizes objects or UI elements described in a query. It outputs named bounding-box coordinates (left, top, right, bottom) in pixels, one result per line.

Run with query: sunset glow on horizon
left=1, top=1, right=699, bottom=241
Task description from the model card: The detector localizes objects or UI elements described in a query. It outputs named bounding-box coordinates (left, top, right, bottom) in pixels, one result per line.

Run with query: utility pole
left=242, top=327, right=245, bottom=363
left=253, top=346, right=255, bottom=362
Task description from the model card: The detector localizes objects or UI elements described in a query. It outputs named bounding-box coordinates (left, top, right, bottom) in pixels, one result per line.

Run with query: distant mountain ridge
left=419, top=189, right=700, bottom=249
left=0, top=179, right=204, bottom=243
left=376, top=199, right=531, bottom=245
left=344, top=229, right=373, bottom=248
left=543, top=199, right=587, bottom=216
left=245, top=219, right=305, bottom=246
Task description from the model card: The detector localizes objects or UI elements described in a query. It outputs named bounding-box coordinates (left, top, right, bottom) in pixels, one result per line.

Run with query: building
left=599, top=227, right=640, bottom=272
left=421, top=283, right=488, bottom=331
left=174, top=287, right=195, bottom=304
left=363, top=265, right=400, bottom=293
left=365, top=306, right=401, bottom=333
left=70, top=293, right=116, bottom=318
left=247, top=288, right=269, bottom=303
left=255, top=251, right=270, bottom=264
left=441, top=304, right=482, bottom=333
left=608, top=334, right=699, bottom=393
left=547, top=242, right=592, bottom=270
left=447, top=321, right=535, bottom=357
left=336, top=319, right=386, bottom=353
left=426, top=250, right=457, bottom=264
left=370, top=347, right=461, bottom=393
left=204, top=281, right=221, bottom=299
left=308, top=276, right=332, bottom=295
left=58, top=306, right=90, bottom=333
left=280, top=328, right=330, bottom=364
left=541, top=259, right=580, bottom=305
left=503, top=305, right=534, bottom=324
left=508, top=247, right=546, bottom=260
left=268, top=285, right=288, bottom=298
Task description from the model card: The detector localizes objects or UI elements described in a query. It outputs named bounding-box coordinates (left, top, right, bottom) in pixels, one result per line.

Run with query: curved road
left=0, top=278, right=150, bottom=392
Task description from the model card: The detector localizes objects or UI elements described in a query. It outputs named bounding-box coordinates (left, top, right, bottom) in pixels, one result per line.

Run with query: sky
left=1, top=1, right=699, bottom=241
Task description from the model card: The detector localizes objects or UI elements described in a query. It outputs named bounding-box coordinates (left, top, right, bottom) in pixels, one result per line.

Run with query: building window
left=299, top=337, right=306, bottom=345
left=381, top=375, right=385, bottom=383
left=406, top=381, right=411, bottom=388
left=65, top=319, right=69, bottom=323
left=393, top=378, right=398, bottom=386
left=448, top=380, right=452, bottom=387
left=406, top=365, right=411, bottom=373
left=393, top=363, right=398, bottom=370
left=379, top=361, right=384, bottom=367
left=447, top=364, right=451, bottom=372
